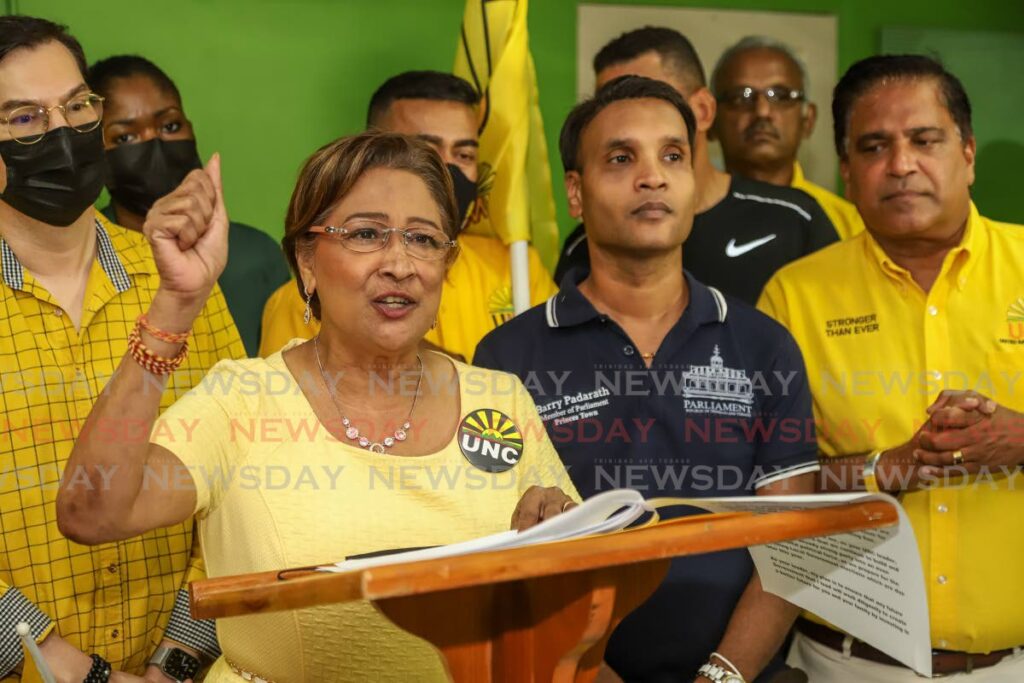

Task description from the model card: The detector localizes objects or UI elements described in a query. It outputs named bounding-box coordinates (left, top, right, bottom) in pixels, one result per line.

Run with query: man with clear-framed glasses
left=0, top=87, right=106, bottom=226
left=0, top=15, right=244, bottom=683
left=711, top=36, right=863, bottom=240
left=2, top=89, right=104, bottom=140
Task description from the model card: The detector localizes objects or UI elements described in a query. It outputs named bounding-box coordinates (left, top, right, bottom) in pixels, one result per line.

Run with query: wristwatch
left=147, top=646, right=201, bottom=683
left=698, top=661, right=745, bottom=683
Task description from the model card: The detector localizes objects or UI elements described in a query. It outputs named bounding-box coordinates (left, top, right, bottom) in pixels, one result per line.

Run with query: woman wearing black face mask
left=88, top=55, right=290, bottom=357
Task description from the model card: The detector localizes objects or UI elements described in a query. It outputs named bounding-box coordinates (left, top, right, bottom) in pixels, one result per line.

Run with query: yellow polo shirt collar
left=863, top=202, right=985, bottom=294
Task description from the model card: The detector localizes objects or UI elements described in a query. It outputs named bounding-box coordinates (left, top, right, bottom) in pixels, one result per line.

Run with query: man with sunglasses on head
left=711, top=36, right=863, bottom=240
left=555, top=27, right=838, bottom=305
left=0, top=15, right=244, bottom=683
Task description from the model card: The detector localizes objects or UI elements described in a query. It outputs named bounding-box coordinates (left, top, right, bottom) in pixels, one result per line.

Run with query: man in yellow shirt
left=711, top=36, right=864, bottom=240
left=0, top=16, right=244, bottom=681
left=260, top=71, right=556, bottom=359
left=758, top=54, right=1024, bottom=680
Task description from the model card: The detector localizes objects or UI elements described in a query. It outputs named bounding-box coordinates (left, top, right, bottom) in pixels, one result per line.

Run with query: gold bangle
left=863, top=450, right=885, bottom=493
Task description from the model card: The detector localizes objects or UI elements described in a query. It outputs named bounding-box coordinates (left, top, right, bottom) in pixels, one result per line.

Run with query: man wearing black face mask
left=0, top=15, right=245, bottom=683
left=0, top=104, right=105, bottom=226
left=88, top=55, right=290, bottom=356
left=258, top=70, right=557, bottom=359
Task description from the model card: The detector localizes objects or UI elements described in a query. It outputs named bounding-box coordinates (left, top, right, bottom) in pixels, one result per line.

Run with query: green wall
left=11, top=0, right=1024, bottom=242
left=12, top=0, right=466, bottom=239
left=881, top=25, right=1024, bottom=223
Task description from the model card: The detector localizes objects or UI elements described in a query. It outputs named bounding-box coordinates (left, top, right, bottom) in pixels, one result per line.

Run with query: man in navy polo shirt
left=474, top=76, right=819, bottom=683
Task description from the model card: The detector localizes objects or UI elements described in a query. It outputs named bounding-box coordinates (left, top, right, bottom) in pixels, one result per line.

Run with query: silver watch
left=147, top=645, right=201, bottom=683
left=698, top=662, right=746, bottom=683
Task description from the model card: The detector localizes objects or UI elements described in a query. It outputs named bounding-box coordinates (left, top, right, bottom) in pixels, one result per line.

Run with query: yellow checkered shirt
left=0, top=213, right=244, bottom=677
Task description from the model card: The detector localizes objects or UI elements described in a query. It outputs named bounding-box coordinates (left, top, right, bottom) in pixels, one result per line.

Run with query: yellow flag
left=454, top=0, right=560, bottom=271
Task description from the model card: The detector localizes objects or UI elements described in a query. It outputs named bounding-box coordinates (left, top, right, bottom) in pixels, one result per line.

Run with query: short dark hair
left=833, top=54, right=973, bottom=158
left=366, top=71, right=479, bottom=128
left=0, top=15, right=87, bottom=76
left=559, top=75, right=697, bottom=173
left=593, top=26, right=706, bottom=92
left=87, top=55, right=182, bottom=104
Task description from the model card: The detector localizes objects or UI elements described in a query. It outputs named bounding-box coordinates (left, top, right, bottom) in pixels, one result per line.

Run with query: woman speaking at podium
left=58, top=131, right=577, bottom=682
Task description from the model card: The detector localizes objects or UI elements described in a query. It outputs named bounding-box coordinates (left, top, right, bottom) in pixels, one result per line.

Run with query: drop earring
left=303, top=288, right=314, bottom=326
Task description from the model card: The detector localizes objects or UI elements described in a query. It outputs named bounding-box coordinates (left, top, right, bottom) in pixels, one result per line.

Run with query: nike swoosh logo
left=725, top=234, right=777, bottom=257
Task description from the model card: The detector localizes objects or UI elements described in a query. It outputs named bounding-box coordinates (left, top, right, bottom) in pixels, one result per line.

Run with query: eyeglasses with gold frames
left=309, top=220, right=457, bottom=261
left=0, top=92, right=105, bottom=145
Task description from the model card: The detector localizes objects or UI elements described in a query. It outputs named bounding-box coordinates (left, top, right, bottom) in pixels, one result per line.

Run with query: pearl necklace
left=313, top=335, right=422, bottom=454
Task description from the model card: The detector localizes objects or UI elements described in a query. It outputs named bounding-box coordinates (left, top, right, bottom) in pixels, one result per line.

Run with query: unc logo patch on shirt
left=458, top=409, right=524, bottom=472
left=1002, top=297, right=1024, bottom=344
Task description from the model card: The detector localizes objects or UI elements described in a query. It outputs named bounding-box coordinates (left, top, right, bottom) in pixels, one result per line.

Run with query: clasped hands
left=911, top=389, right=1024, bottom=479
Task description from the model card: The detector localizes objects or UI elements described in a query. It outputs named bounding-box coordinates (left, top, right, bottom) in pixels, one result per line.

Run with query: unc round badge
left=458, top=409, right=524, bottom=473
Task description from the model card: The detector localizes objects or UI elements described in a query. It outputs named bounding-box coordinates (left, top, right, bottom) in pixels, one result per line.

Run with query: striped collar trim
left=544, top=294, right=560, bottom=327
left=546, top=273, right=727, bottom=329
left=1, top=218, right=132, bottom=293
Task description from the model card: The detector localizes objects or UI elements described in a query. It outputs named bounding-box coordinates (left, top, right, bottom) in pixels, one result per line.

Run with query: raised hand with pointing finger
left=143, top=153, right=229, bottom=304
left=136, top=153, right=232, bottom=345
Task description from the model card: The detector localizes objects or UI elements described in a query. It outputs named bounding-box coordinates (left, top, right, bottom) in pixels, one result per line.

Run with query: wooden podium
left=191, top=501, right=896, bottom=682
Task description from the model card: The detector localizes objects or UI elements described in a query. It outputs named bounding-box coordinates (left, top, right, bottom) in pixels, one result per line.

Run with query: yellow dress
left=151, top=342, right=577, bottom=682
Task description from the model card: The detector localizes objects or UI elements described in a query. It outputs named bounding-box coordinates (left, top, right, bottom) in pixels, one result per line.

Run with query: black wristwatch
left=84, top=654, right=112, bottom=683
left=147, top=646, right=201, bottom=683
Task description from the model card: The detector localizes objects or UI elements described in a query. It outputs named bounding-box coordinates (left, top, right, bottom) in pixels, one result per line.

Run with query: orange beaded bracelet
left=137, top=314, right=190, bottom=344
left=128, top=324, right=188, bottom=375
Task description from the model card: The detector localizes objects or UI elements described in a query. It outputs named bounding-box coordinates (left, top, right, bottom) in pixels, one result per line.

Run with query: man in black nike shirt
left=555, top=27, right=837, bottom=304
